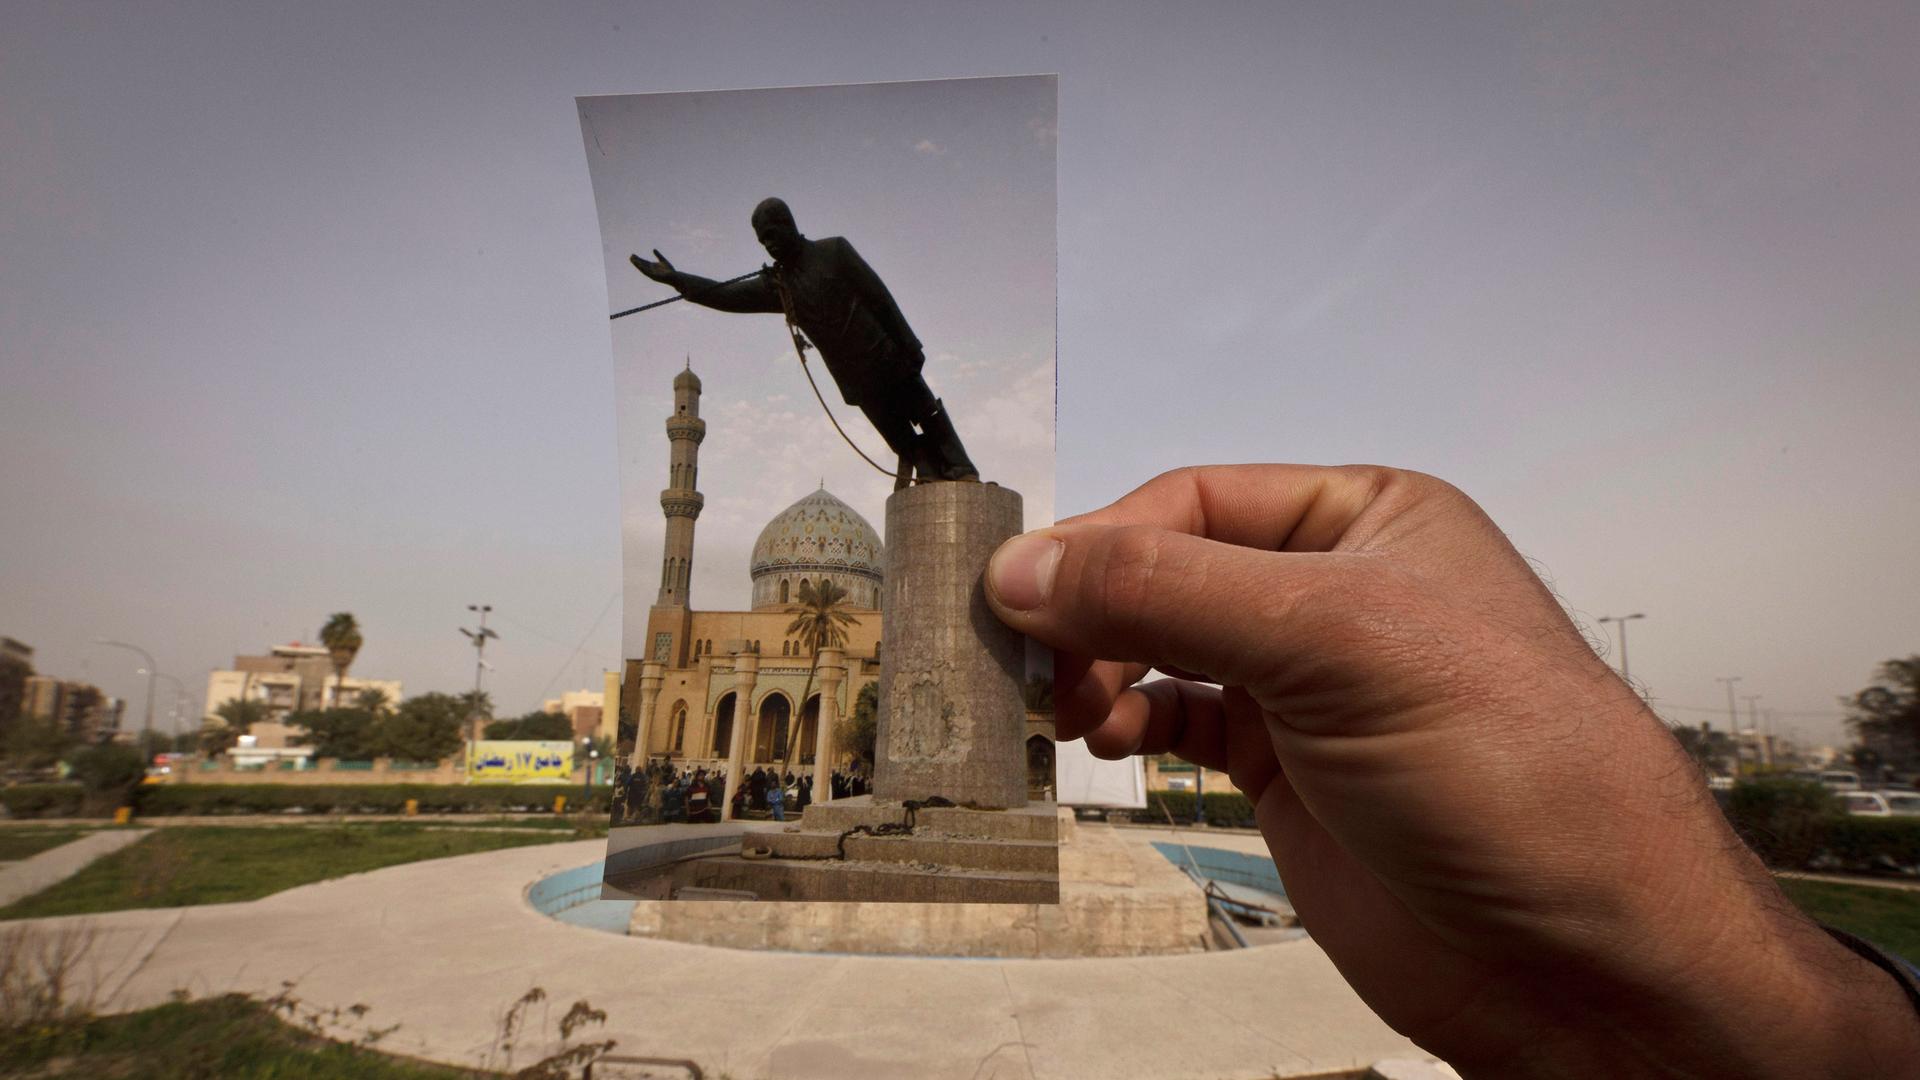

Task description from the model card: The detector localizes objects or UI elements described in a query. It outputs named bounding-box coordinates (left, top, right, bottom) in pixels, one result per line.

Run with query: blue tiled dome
left=749, top=488, right=883, bottom=610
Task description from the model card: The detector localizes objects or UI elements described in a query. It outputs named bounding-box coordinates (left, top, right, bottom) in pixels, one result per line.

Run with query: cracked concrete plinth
left=643, top=798, right=1061, bottom=905
left=875, top=481, right=1027, bottom=809
left=628, top=813, right=1207, bottom=957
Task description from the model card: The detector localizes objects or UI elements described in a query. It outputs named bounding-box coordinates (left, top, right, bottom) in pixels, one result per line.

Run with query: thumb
left=985, top=522, right=1358, bottom=691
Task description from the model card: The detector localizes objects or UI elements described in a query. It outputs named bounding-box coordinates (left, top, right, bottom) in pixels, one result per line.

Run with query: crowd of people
left=609, top=758, right=872, bottom=826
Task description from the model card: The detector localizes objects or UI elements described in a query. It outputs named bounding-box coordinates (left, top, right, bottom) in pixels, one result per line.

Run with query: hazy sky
left=578, top=77, right=1055, bottom=651
left=2, top=3, right=1915, bottom=747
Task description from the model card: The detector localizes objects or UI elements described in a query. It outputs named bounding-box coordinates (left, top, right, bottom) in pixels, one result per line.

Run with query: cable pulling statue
left=626, top=198, right=980, bottom=490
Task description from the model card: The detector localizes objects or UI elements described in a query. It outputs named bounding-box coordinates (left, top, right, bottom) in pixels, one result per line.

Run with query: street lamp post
left=1716, top=676, right=1743, bottom=775
left=459, top=605, right=499, bottom=742
left=1596, top=613, right=1646, bottom=685
left=92, top=638, right=156, bottom=745
left=1742, top=694, right=1766, bottom=768
left=580, top=735, right=597, bottom=804
left=137, top=669, right=189, bottom=740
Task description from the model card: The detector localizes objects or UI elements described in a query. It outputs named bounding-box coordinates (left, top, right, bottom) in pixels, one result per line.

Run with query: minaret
left=658, top=360, right=705, bottom=606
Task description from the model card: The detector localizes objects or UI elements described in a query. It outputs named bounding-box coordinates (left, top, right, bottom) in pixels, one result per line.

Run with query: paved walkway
left=1776, top=870, right=1920, bottom=893
left=0, top=813, right=574, bottom=828
left=0, top=829, right=150, bottom=908
left=0, top=828, right=149, bottom=907
left=8, top=836, right=1422, bottom=1080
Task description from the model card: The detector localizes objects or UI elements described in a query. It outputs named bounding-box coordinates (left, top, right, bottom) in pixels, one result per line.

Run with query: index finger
left=1066, top=463, right=1405, bottom=553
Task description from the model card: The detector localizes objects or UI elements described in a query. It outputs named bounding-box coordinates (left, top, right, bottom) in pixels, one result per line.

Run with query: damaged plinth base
left=641, top=795, right=1060, bottom=905
left=629, top=808, right=1213, bottom=958
left=875, top=481, right=1028, bottom=809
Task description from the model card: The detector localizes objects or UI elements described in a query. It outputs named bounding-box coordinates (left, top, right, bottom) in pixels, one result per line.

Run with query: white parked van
left=1843, top=791, right=1891, bottom=816
left=1820, top=771, right=1863, bottom=792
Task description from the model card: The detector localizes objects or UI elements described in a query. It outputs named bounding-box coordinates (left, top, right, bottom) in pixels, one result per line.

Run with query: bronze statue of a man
left=630, top=198, right=979, bottom=487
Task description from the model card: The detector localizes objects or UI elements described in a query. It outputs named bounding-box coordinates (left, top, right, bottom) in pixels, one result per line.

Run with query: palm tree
left=204, top=697, right=269, bottom=755
left=457, top=690, right=494, bottom=724
left=779, top=579, right=859, bottom=777
left=319, top=612, right=363, bottom=709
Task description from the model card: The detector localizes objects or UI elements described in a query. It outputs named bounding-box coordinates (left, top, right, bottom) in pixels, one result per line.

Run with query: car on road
left=1820, top=770, right=1864, bottom=792
left=1883, top=792, right=1920, bottom=816
left=1842, top=791, right=1893, bottom=816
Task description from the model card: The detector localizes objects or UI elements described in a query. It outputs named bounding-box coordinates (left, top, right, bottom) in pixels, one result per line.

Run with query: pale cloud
left=914, top=138, right=946, bottom=156
left=1275, top=160, right=1477, bottom=335
left=667, top=219, right=720, bottom=254
left=948, top=356, right=1056, bottom=526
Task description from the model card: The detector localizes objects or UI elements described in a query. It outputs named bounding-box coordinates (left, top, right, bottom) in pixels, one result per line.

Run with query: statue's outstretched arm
left=630, top=251, right=781, bottom=314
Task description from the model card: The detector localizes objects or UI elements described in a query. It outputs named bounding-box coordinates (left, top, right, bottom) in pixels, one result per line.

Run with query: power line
left=1652, top=701, right=1848, bottom=718
left=532, top=590, right=622, bottom=707
left=493, top=609, right=621, bottom=665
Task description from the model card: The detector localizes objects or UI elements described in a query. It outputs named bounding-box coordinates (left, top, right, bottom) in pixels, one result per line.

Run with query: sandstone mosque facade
left=617, top=364, right=1053, bottom=789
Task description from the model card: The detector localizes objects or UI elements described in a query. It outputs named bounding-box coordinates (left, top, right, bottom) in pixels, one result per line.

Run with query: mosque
left=616, top=363, right=1054, bottom=800
left=616, top=364, right=886, bottom=786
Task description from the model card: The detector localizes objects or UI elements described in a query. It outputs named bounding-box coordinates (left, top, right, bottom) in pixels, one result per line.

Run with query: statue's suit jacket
left=684, top=237, right=922, bottom=409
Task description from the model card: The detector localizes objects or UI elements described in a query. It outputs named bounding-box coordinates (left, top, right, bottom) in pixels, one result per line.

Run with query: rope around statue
left=618, top=198, right=984, bottom=490
left=611, top=264, right=903, bottom=482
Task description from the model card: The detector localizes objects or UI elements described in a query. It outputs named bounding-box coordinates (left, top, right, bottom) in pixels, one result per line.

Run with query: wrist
left=1517, top=880, right=1920, bottom=1078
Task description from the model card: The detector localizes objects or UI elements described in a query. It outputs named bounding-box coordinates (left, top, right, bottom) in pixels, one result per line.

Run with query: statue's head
left=751, top=197, right=803, bottom=263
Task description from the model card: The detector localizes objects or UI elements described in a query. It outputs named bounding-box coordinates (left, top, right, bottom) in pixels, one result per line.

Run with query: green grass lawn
left=1, top=993, right=484, bottom=1079
left=1778, top=877, right=1920, bottom=965
left=0, top=827, right=94, bottom=861
left=0, top=823, right=575, bottom=920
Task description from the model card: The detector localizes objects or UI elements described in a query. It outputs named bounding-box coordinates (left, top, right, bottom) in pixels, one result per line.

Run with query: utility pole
left=1597, top=613, right=1646, bottom=686
left=460, top=605, right=499, bottom=743
left=93, top=639, right=156, bottom=746
left=1716, top=676, right=1742, bottom=776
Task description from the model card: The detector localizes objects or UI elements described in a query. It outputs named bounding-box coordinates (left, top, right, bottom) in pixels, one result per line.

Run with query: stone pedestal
left=875, top=482, right=1026, bottom=810
left=625, top=810, right=1209, bottom=956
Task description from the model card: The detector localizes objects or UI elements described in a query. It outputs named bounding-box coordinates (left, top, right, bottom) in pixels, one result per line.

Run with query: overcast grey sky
left=2, top=2, right=1915, bottom=747
left=580, top=77, right=1055, bottom=650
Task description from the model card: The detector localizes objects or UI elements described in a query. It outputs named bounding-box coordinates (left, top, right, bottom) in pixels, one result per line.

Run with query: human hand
left=986, top=464, right=1920, bottom=1077
left=629, top=249, right=678, bottom=285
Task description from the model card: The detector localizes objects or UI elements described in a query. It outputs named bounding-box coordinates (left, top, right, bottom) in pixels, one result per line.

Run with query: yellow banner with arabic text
left=467, top=740, right=574, bottom=784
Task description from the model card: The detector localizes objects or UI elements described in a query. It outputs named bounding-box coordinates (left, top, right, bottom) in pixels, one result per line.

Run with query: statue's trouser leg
left=867, top=375, right=979, bottom=482
left=916, top=398, right=979, bottom=481
left=859, top=399, right=921, bottom=487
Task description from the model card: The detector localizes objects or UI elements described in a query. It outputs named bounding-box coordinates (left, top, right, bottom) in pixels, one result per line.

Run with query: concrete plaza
left=7, top=829, right=1425, bottom=1079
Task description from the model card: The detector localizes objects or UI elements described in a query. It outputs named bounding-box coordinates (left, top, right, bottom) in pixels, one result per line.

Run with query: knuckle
left=1091, top=527, right=1172, bottom=620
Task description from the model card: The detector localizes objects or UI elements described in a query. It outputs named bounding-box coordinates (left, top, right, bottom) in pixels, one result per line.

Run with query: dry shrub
left=0, top=922, right=102, bottom=1058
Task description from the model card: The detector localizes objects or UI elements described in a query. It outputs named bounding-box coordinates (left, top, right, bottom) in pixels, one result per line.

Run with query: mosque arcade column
left=811, top=646, right=845, bottom=803
left=633, top=661, right=664, bottom=765
left=720, top=648, right=758, bottom=822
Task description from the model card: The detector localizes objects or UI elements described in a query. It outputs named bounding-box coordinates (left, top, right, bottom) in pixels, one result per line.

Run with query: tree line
left=203, top=689, right=591, bottom=763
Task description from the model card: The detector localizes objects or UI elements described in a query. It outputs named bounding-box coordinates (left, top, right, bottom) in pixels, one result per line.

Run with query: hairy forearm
left=1480, top=916, right=1920, bottom=1078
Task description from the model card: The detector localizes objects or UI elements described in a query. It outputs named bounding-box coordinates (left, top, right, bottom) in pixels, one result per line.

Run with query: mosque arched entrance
left=794, top=694, right=820, bottom=766
left=754, top=693, right=792, bottom=763
left=711, top=692, right=736, bottom=757
left=1026, top=734, right=1055, bottom=800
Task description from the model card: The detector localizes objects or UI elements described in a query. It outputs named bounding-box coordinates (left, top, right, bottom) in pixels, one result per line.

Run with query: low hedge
left=1822, top=816, right=1920, bottom=871
left=1726, top=778, right=1841, bottom=868
left=130, top=783, right=610, bottom=817
left=1142, top=789, right=1258, bottom=829
left=1723, top=778, right=1920, bottom=873
left=0, top=783, right=86, bottom=819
